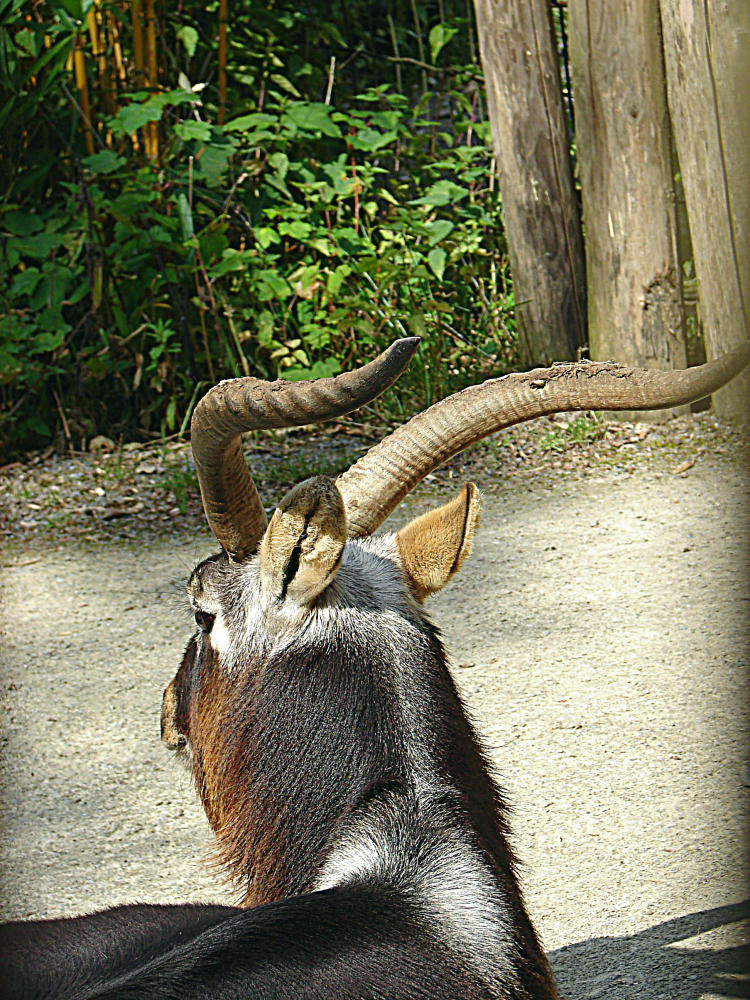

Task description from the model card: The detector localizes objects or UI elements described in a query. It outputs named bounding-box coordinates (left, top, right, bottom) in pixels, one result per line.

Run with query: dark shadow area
left=551, top=901, right=750, bottom=999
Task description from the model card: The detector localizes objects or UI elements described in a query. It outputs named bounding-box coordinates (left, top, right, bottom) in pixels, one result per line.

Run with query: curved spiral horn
left=191, top=338, right=420, bottom=561
left=337, top=342, right=750, bottom=538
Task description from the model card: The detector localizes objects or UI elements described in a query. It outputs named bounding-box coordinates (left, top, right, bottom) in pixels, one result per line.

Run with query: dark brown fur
left=166, top=549, right=557, bottom=997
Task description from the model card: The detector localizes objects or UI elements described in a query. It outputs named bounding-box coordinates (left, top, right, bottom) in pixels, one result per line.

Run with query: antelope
left=2, top=338, right=748, bottom=1000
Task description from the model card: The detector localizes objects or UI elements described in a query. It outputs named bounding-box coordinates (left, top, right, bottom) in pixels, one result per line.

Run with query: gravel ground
left=1, top=414, right=748, bottom=999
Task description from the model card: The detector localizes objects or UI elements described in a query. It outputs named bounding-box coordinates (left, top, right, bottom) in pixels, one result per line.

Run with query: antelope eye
left=194, top=610, right=215, bottom=634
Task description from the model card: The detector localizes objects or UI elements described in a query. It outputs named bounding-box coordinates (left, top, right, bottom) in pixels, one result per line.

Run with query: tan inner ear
left=396, top=483, right=480, bottom=601
left=259, top=476, right=347, bottom=606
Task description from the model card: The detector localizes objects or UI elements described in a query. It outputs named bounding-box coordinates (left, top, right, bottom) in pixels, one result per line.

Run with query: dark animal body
left=0, top=892, right=530, bottom=999
left=2, top=338, right=749, bottom=999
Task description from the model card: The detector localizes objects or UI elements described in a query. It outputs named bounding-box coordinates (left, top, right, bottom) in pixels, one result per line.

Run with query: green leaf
left=408, top=312, right=427, bottom=337
left=110, top=100, right=164, bottom=136
left=256, top=310, right=274, bottom=346
left=165, top=396, right=177, bottom=430
left=209, top=248, right=253, bottom=277
left=14, top=27, right=38, bottom=57
left=254, top=227, right=280, bottom=249
left=3, top=211, right=42, bottom=236
left=48, top=0, right=94, bottom=19
left=112, top=304, right=129, bottom=339
left=347, top=127, right=397, bottom=152
left=290, top=263, right=320, bottom=297
left=176, top=25, right=198, bottom=59
left=326, top=265, right=350, bottom=296
left=173, top=120, right=212, bottom=143
left=160, top=87, right=200, bottom=106
left=269, top=73, right=301, bottom=98
left=427, top=248, right=446, bottom=281
left=224, top=112, right=278, bottom=132
left=268, top=151, right=289, bottom=180
left=177, top=193, right=194, bottom=241
left=10, top=266, right=41, bottom=297
left=377, top=189, right=399, bottom=206
left=257, top=269, right=290, bottom=301
left=35, top=317, right=68, bottom=343
left=20, top=35, right=71, bottom=91
left=28, top=273, right=50, bottom=310
left=428, top=23, right=459, bottom=63
left=284, top=357, right=341, bottom=381
left=17, top=232, right=59, bottom=259
left=411, top=180, right=468, bottom=207
left=333, top=227, right=370, bottom=255
left=82, top=150, right=124, bottom=174
left=194, top=143, right=234, bottom=182
left=423, top=219, right=454, bottom=246
left=282, top=102, right=341, bottom=138
left=279, top=220, right=311, bottom=240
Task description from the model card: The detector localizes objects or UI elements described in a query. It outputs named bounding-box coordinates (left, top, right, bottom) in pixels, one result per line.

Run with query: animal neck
left=193, top=636, right=408, bottom=904
left=192, top=619, right=513, bottom=908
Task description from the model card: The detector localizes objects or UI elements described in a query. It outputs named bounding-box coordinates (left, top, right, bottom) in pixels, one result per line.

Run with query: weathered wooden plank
left=660, top=0, right=750, bottom=419
left=474, top=0, right=586, bottom=365
left=568, top=0, right=688, bottom=421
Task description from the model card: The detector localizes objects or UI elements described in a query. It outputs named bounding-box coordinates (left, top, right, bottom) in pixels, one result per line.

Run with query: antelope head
left=160, top=338, right=749, bottom=904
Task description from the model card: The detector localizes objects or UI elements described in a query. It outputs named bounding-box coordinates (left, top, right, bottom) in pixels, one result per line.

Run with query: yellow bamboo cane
left=144, top=0, right=158, bottom=162
left=131, top=0, right=145, bottom=86
left=73, top=32, right=96, bottom=155
left=86, top=2, right=116, bottom=118
left=108, top=7, right=127, bottom=90
left=129, top=0, right=145, bottom=153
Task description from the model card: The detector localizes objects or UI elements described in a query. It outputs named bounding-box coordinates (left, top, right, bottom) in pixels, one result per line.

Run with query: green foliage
left=161, top=458, right=198, bottom=514
left=540, top=413, right=605, bottom=453
left=0, top=0, right=519, bottom=456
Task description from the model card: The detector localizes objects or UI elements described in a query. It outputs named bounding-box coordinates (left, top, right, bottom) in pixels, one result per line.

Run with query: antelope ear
left=396, top=483, right=480, bottom=601
left=259, top=476, right=347, bottom=606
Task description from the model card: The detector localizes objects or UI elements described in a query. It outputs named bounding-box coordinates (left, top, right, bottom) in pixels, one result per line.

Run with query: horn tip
left=391, top=336, right=421, bottom=348
left=388, top=336, right=421, bottom=364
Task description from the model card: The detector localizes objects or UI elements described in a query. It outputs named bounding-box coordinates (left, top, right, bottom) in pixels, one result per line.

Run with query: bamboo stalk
left=107, top=8, right=127, bottom=89
left=218, top=0, right=228, bottom=124
left=144, top=0, right=158, bottom=162
left=87, top=2, right=116, bottom=116
left=128, top=0, right=144, bottom=153
left=73, top=32, right=96, bottom=155
left=131, top=0, right=145, bottom=86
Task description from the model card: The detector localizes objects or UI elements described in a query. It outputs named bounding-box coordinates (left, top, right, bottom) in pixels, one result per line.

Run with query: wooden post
left=659, top=0, right=750, bottom=419
left=568, top=0, right=687, bottom=420
left=473, top=0, right=586, bottom=365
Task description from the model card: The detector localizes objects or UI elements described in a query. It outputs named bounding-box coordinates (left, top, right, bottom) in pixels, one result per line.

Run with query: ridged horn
left=337, top=342, right=750, bottom=539
left=191, top=337, right=420, bottom=561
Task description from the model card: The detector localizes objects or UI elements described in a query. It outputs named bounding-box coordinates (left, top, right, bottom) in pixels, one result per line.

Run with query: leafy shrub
left=0, top=0, right=518, bottom=456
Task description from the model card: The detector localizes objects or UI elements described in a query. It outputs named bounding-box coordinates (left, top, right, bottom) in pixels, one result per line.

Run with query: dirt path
left=1, top=436, right=748, bottom=999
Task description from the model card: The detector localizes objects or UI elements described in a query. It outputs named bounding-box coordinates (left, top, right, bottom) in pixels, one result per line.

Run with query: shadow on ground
left=551, top=901, right=750, bottom=999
